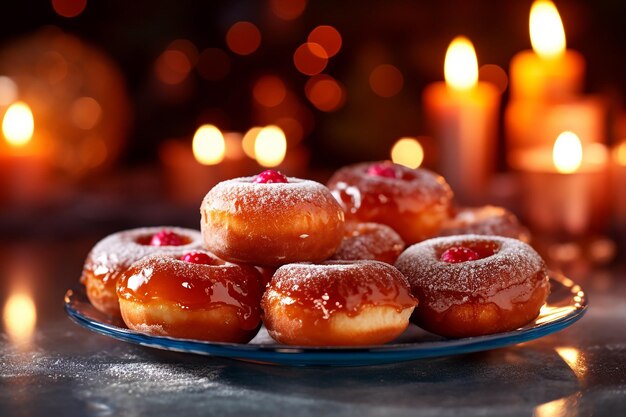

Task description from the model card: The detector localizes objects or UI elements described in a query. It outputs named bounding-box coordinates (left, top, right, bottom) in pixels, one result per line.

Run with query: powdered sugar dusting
left=331, top=222, right=404, bottom=263
left=83, top=227, right=204, bottom=281
left=202, top=176, right=335, bottom=213
left=395, top=235, right=547, bottom=295
left=264, top=260, right=416, bottom=318
left=439, top=206, right=531, bottom=242
left=327, top=162, right=453, bottom=212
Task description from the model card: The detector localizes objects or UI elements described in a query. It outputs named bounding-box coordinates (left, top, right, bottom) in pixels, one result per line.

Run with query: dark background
left=2, top=0, right=624, bottom=169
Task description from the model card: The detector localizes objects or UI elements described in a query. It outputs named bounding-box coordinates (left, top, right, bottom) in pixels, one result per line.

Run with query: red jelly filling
left=440, top=246, right=481, bottom=263
left=149, top=230, right=186, bottom=246
left=367, top=163, right=398, bottom=178
left=253, top=169, right=288, bottom=184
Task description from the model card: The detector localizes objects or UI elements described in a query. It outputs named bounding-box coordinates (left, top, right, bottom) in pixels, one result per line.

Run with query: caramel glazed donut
left=330, top=222, right=405, bottom=265
left=327, top=161, right=453, bottom=245
left=438, top=205, right=531, bottom=242
left=117, top=250, right=263, bottom=343
left=395, top=235, right=550, bottom=338
left=262, top=260, right=417, bottom=346
left=201, top=171, right=345, bottom=267
left=80, top=227, right=203, bottom=316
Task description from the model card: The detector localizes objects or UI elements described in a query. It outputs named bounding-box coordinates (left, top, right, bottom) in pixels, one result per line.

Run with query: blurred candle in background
left=509, top=0, right=584, bottom=102
left=423, top=36, right=501, bottom=205
left=511, top=132, right=609, bottom=237
left=505, top=0, right=605, bottom=153
left=0, top=101, right=49, bottom=207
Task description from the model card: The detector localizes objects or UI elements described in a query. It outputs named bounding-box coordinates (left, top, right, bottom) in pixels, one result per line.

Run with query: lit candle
left=423, top=36, right=501, bottom=205
left=505, top=1, right=604, bottom=153
left=0, top=101, right=49, bottom=206
left=510, top=132, right=609, bottom=237
left=509, top=0, right=584, bottom=102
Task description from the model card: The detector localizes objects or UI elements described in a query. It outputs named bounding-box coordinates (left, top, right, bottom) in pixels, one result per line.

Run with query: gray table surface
left=1, top=238, right=625, bottom=417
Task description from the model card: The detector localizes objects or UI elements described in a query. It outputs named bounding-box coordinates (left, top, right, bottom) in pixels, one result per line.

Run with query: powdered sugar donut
left=395, top=235, right=550, bottom=338
left=201, top=170, right=345, bottom=267
left=327, top=161, right=453, bottom=244
left=331, top=222, right=405, bottom=264
left=80, top=227, right=203, bottom=316
left=261, top=260, right=417, bottom=346
left=117, top=250, right=263, bottom=343
left=439, top=205, right=531, bottom=242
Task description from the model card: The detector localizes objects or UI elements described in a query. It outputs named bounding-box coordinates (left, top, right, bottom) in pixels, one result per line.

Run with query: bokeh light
left=308, top=25, right=342, bottom=58
left=255, top=125, right=287, bottom=167
left=70, top=97, right=102, bottom=130
left=391, top=137, right=424, bottom=169
left=197, top=48, right=231, bottom=81
left=275, top=117, right=304, bottom=144
left=269, top=0, right=307, bottom=20
left=293, top=43, right=328, bottom=75
left=369, top=64, right=404, bottom=97
left=2, top=101, right=34, bottom=147
left=51, top=0, right=87, bottom=18
left=253, top=75, right=287, bottom=107
left=242, top=126, right=263, bottom=159
left=168, top=39, right=199, bottom=66
left=3, top=290, right=37, bottom=345
left=479, top=64, right=508, bottom=94
left=305, top=75, right=346, bottom=112
left=155, top=49, right=192, bottom=85
left=226, top=21, right=262, bottom=56
left=192, top=124, right=225, bottom=165
left=0, top=76, right=17, bottom=105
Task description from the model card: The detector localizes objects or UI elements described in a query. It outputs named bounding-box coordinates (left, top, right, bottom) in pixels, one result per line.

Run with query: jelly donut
left=201, top=170, right=345, bottom=267
left=261, top=260, right=418, bottom=346
left=395, top=235, right=550, bottom=338
left=327, top=161, right=453, bottom=244
left=438, top=205, right=531, bottom=242
left=80, top=227, right=203, bottom=316
left=117, top=250, right=263, bottom=343
left=330, top=222, right=405, bottom=264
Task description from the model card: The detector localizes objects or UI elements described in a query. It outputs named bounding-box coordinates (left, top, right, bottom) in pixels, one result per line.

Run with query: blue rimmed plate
left=64, top=273, right=587, bottom=366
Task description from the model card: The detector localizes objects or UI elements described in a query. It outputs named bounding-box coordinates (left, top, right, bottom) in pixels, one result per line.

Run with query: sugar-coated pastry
left=117, top=250, right=263, bottom=343
left=261, top=260, right=418, bottom=346
left=327, top=161, right=453, bottom=244
left=438, top=205, right=531, bottom=242
left=330, top=222, right=405, bottom=264
left=80, top=227, right=203, bottom=316
left=201, top=170, right=345, bottom=267
left=395, top=235, right=550, bottom=338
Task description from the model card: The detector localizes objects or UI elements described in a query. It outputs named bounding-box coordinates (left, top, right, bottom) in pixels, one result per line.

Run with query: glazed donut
left=80, top=227, right=203, bottom=316
left=117, top=250, right=263, bottom=343
left=201, top=170, right=345, bottom=267
left=327, top=161, right=453, bottom=244
left=395, top=235, right=550, bottom=338
left=261, top=260, right=418, bottom=346
left=438, top=205, right=531, bottom=242
left=330, top=222, right=405, bottom=264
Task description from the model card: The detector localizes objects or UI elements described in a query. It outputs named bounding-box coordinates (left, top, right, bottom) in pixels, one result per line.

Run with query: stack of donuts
left=80, top=161, right=550, bottom=345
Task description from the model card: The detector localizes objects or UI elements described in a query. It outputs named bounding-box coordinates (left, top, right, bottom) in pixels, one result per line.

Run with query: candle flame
left=530, top=0, right=566, bottom=59
left=2, top=101, right=34, bottom=147
left=254, top=125, right=287, bottom=167
left=3, top=290, right=37, bottom=344
left=192, top=124, right=225, bottom=165
left=391, top=137, right=424, bottom=169
left=553, top=131, right=582, bottom=173
left=444, top=36, right=478, bottom=91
